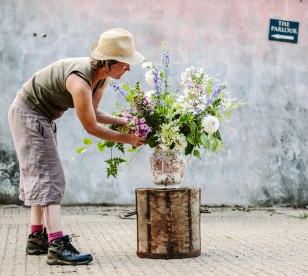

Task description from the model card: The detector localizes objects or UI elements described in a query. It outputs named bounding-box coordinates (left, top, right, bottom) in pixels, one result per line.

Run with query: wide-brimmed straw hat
left=89, top=28, right=144, bottom=64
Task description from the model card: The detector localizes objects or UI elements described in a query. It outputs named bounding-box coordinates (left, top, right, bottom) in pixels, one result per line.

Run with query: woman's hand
left=127, top=133, right=147, bottom=147
left=117, top=117, right=130, bottom=127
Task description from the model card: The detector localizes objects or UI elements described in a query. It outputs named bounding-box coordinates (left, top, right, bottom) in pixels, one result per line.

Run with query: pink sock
left=30, top=224, right=44, bottom=234
left=48, top=231, right=64, bottom=243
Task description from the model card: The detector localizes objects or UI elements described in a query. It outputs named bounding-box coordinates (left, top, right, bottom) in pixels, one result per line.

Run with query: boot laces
left=64, top=236, right=80, bottom=254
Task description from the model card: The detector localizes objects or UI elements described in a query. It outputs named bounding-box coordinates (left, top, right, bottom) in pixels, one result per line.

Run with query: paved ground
left=0, top=205, right=308, bottom=276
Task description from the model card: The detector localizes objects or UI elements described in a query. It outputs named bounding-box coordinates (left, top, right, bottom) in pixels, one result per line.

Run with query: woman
left=8, top=28, right=146, bottom=265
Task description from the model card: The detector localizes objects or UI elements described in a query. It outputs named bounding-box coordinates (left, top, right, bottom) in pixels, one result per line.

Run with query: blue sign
left=269, top=19, right=299, bottom=43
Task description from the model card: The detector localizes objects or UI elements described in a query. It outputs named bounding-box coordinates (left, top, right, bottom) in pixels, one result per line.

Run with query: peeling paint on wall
left=0, top=146, right=20, bottom=204
left=258, top=127, right=308, bottom=207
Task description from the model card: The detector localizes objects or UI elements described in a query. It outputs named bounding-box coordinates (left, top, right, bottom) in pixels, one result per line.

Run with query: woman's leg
left=26, top=206, right=48, bottom=255
left=31, top=206, right=44, bottom=225
left=44, top=204, right=93, bottom=265
left=42, top=205, right=62, bottom=235
left=30, top=206, right=44, bottom=234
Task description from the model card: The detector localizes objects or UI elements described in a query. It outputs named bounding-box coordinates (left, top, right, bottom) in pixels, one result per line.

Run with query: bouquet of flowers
left=76, top=42, right=242, bottom=177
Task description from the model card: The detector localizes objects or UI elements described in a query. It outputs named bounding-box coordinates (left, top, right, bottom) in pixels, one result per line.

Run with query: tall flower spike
left=109, top=80, right=128, bottom=98
left=211, top=86, right=222, bottom=101
left=161, top=42, right=170, bottom=93
left=153, top=68, right=161, bottom=95
left=161, top=42, right=170, bottom=75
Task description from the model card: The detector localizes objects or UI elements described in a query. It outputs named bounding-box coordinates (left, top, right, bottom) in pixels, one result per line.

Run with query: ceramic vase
left=149, top=148, right=186, bottom=187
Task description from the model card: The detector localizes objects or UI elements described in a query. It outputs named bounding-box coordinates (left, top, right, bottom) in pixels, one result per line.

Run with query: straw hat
left=89, top=28, right=144, bottom=64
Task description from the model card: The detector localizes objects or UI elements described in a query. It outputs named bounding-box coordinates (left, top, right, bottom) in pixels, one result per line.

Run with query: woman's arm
left=95, top=109, right=128, bottom=126
left=66, top=74, right=145, bottom=146
left=92, top=78, right=128, bottom=126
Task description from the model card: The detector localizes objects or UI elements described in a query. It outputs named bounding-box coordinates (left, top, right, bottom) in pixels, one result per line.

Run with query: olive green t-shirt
left=19, top=57, right=94, bottom=120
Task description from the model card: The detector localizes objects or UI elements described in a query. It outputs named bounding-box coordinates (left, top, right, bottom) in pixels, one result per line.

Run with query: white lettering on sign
left=269, top=19, right=299, bottom=43
left=271, top=26, right=298, bottom=34
left=278, top=20, right=289, bottom=27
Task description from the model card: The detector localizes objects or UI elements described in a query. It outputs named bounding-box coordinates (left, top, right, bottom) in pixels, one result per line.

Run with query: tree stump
left=136, top=187, right=201, bottom=259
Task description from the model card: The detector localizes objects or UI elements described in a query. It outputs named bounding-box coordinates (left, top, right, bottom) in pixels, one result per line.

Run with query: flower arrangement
left=76, top=42, right=243, bottom=177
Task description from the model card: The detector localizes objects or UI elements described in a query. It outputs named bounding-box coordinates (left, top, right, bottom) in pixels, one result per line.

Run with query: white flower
left=160, top=144, right=170, bottom=151
left=180, top=66, right=205, bottom=86
left=173, top=133, right=187, bottom=152
left=222, top=92, right=237, bottom=111
left=177, top=95, right=185, bottom=102
left=196, top=103, right=206, bottom=111
left=202, top=116, right=220, bottom=135
left=145, top=70, right=155, bottom=85
left=142, top=62, right=154, bottom=69
left=157, top=122, right=187, bottom=151
left=145, top=90, right=155, bottom=98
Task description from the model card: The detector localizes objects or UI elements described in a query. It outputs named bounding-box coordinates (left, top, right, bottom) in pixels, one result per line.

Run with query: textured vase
left=149, top=149, right=186, bottom=187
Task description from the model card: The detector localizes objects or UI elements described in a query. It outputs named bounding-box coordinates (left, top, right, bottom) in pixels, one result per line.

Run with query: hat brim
left=89, top=42, right=145, bottom=64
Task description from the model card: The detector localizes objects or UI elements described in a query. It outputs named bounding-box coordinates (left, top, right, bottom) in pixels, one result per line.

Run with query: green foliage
left=200, top=134, right=211, bottom=149
left=105, top=141, right=115, bottom=148
left=75, top=138, right=132, bottom=178
left=185, top=143, right=194, bottom=155
left=76, top=147, right=86, bottom=154
left=116, top=143, right=125, bottom=154
left=127, top=146, right=137, bottom=152
left=189, top=122, right=198, bottom=145
left=193, top=149, right=201, bottom=159
left=105, top=157, right=127, bottom=178
left=97, top=141, right=105, bottom=152
left=146, top=135, right=158, bottom=148
left=297, top=213, right=308, bottom=219
left=83, top=138, right=93, bottom=145
left=121, top=83, right=131, bottom=92
left=210, top=139, right=224, bottom=153
left=213, top=130, right=222, bottom=141
left=186, top=133, right=195, bottom=145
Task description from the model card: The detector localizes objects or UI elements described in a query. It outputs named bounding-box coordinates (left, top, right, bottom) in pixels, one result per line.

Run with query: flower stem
left=119, top=145, right=145, bottom=171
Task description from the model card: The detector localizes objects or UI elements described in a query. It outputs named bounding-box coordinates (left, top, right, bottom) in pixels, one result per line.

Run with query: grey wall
left=1, top=0, right=307, bottom=206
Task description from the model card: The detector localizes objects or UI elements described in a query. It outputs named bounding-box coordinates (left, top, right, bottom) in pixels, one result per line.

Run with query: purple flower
left=161, top=42, right=170, bottom=75
left=109, top=81, right=128, bottom=98
left=186, top=83, right=193, bottom=89
left=139, top=123, right=152, bottom=137
left=129, top=116, right=152, bottom=138
left=205, top=98, right=213, bottom=108
left=211, top=86, right=222, bottom=101
left=195, top=108, right=202, bottom=115
left=142, top=96, right=154, bottom=111
left=132, top=116, right=139, bottom=124
left=153, top=69, right=161, bottom=94
left=121, top=113, right=132, bottom=119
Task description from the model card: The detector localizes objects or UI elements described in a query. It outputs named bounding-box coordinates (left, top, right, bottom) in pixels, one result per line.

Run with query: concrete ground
left=0, top=205, right=307, bottom=276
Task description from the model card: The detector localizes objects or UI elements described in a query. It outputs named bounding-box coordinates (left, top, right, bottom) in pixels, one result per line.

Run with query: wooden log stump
left=136, top=187, right=201, bottom=259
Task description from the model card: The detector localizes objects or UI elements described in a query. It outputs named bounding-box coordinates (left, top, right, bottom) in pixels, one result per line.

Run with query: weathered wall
left=1, top=0, right=307, bottom=206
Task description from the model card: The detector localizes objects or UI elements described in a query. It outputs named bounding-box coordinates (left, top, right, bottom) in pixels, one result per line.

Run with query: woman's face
left=108, top=62, right=130, bottom=79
